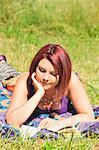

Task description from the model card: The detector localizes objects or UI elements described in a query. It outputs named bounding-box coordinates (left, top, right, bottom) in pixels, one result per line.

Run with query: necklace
left=43, top=101, right=53, bottom=110
left=41, top=97, right=55, bottom=111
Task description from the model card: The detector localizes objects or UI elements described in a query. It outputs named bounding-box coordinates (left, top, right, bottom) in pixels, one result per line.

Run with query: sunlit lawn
left=0, top=0, right=99, bottom=149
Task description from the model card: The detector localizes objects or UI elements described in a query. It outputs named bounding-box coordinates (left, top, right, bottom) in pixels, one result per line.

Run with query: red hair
left=27, top=44, right=72, bottom=100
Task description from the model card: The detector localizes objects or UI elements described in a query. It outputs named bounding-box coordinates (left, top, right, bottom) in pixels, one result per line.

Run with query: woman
left=6, top=44, right=94, bottom=132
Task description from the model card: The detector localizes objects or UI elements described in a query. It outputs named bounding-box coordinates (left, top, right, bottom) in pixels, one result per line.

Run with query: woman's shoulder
left=71, top=71, right=78, bottom=78
left=69, top=71, right=80, bottom=85
left=15, top=72, right=29, bottom=87
left=17, top=72, right=29, bottom=81
left=14, top=72, right=29, bottom=95
left=68, top=71, right=84, bottom=93
left=64, top=72, right=76, bottom=94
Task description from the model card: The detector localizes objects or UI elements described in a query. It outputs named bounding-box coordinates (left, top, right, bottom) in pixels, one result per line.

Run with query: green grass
left=0, top=133, right=99, bottom=150
left=0, top=0, right=99, bottom=149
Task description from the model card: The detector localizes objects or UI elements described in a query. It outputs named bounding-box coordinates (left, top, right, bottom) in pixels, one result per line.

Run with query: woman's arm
left=6, top=73, right=45, bottom=126
left=68, top=72, right=94, bottom=121
left=38, top=72, right=95, bottom=131
left=59, top=72, right=94, bottom=127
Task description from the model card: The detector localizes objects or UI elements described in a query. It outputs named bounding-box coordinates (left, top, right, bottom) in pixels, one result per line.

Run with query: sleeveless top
left=24, top=95, right=69, bottom=124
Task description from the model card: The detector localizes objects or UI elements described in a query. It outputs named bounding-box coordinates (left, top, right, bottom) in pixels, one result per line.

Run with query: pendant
left=43, top=101, right=53, bottom=110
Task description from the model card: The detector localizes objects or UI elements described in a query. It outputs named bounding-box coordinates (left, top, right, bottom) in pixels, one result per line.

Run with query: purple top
left=24, top=96, right=69, bottom=124
left=34, top=96, right=68, bottom=115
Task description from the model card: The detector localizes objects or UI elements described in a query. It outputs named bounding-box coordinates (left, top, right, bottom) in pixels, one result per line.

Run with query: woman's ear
left=56, top=75, right=59, bottom=86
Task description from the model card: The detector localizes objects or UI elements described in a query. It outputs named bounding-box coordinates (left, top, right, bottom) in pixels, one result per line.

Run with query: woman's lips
left=40, top=82, right=47, bottom=85
left=40, top=81, right=48, bottom=86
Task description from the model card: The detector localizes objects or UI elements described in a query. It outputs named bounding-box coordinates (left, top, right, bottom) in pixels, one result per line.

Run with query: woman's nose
left=42, top=73, right=49, bottom=83
left=43, top=78, right=49, bottom=83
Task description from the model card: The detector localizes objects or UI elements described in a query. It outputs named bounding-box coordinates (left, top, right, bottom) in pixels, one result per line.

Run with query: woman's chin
left=43, top=85, right=51, bottom=90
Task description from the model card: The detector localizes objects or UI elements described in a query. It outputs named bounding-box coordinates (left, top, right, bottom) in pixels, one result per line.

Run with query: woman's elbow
left=6, top=113, right=14, bottom=125
left=6, top=112, right=20, bottom=127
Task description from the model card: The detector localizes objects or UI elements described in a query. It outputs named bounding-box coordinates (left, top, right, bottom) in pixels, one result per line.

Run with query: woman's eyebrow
left=38, top=66, right=46, bottom=70
left=50, top=70, right=55, bottom=73
left=38, top=65, right=56, bottom=73
left=38, top=65, right=45, bottom=69
left=50, top=70, right=58, bottom=74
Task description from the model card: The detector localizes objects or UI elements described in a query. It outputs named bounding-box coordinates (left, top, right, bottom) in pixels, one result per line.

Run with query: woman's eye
left=50, top=72, right=56, bottom=76
left=39, top=67, right=46, bottom=73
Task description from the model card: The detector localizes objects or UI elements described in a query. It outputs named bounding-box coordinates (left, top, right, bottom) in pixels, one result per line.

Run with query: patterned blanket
left=0, top=82, right=99, bottom=139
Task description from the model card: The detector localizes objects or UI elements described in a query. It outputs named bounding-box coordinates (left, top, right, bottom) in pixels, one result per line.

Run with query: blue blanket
left=0, top=82, right=99, bottom=139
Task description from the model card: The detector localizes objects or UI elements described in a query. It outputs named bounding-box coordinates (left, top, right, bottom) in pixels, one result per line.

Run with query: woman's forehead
left=38, top=58, right=55, bottom=71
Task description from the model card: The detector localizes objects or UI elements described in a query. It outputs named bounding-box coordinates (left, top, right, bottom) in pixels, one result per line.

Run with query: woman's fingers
left=38, top=118, right=49, bottom=130
left=31, top=72, right=39, bottom=87
left=31, top=72, right=45, bottom=95
left=38, top=118, right=64, bottom=132
left=38, top=118, right=57, bottom=130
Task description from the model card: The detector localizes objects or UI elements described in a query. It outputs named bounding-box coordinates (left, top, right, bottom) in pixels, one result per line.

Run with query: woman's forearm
left=61, top=113, right=95, bottom=128
left=37, top=112, right=95, bottom=132
left=6, top=91, right=43, bottom=126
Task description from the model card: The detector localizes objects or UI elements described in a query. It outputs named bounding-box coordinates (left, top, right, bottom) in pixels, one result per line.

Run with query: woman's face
left=35, top=58, right=59, bottom=90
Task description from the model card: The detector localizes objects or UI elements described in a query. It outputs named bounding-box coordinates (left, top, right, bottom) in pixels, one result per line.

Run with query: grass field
left=0, top=0, right=99, bottom=149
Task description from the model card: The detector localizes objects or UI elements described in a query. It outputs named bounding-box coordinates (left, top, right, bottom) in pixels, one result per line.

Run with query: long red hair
left=27, top=44, right=72, bottom=100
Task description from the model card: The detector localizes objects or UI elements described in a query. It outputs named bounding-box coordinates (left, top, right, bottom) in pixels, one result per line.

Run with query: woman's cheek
left=35, top=70, right=41, bottom=82
left=36, top=75, right=41, bottom=82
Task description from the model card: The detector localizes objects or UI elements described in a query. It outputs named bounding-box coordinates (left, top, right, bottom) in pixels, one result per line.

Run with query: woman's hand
left=38, top=118, right=64, bottom=132
left=32, top=72, right=45, bottom=96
